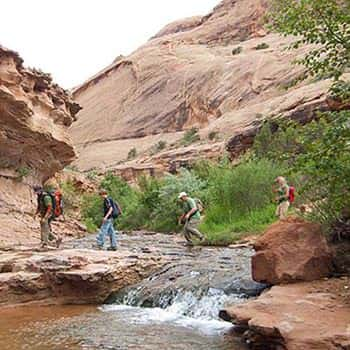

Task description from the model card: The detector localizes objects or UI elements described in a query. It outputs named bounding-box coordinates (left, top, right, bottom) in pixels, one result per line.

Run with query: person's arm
left=103, top=207, right=113, bottom=222
left=178, top=213, right=185, bottom=224
left=185, top=199, right=197, bottom=220
left=41, top=196, right=52, bottom=221
left=103, top=198, right=113, bottom=222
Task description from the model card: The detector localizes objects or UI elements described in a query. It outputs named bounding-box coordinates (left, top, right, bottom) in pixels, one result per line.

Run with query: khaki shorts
left=276, top=201, right=290, bottom=220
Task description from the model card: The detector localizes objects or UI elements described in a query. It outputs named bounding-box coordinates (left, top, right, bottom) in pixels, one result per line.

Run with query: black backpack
left=110, top=198, right=121, bottom=219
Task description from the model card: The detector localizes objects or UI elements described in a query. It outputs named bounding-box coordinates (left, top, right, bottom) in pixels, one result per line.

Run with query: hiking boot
left=107, top=246, right=117, bottom=251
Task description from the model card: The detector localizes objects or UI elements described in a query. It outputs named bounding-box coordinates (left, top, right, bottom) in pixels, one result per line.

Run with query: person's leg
left=183, top=221, right=193, bottom=244
left=107, top=219, right=117, bottom=249
left=96, top=221, right=108, bottom=248
left=280, top=201, right=290, bottom=220
left=186, top=219, right=204, bottom=241
left=40, top=218, right=50, bottom=247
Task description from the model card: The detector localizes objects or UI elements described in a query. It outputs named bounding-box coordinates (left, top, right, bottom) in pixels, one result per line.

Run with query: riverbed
left=0, top=232, right=260, bottom=350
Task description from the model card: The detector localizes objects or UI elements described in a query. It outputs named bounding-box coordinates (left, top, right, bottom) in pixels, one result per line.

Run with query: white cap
left=178, top=192, right=187, bottom=199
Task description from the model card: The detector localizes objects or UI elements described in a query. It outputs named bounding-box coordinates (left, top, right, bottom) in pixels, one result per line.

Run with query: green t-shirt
left=278, top=185, right=289, bottom=204
left=183, top=197, right=200, bottom=220
left=40, top=194, right=53, bottom=216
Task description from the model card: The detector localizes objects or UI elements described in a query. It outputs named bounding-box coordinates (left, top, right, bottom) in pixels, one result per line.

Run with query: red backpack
left=288, top=186, right=295, bottom=204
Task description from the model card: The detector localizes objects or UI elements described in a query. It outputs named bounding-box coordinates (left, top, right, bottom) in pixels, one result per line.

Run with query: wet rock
left=252, top=218, right=333, bottom=284
left=220, top=278, right=350, bottom=350
left=0, top=248, right=164, bottom=306
left=106, top=244, right=257, bottom=309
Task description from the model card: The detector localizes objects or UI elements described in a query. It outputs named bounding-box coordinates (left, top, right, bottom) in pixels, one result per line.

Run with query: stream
left=0, top=232, right=264, bottom=350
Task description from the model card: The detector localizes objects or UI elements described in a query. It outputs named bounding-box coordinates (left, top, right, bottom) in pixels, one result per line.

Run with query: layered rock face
left=252, top=218, right=333, bottom=284
left=71, top=0, right=333, bottom=175
left=0, top=46, right=80, bottom=245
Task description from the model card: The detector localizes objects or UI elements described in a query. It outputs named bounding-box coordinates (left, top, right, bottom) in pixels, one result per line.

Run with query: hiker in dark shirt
left=96, top=189, right=121, bottom=251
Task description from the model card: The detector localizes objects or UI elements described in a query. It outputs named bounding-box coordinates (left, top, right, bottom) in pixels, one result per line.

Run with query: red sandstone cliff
left=0, top=46, right=80, bottom=245
left=70, top=0, right=334, bottom=176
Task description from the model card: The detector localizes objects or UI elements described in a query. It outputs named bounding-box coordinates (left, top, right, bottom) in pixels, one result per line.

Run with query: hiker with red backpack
left=274, top=177, right=295, bottom=220
left=96, top=189, right=121, bottom=251
left=33, top=186, right=62, bottom=249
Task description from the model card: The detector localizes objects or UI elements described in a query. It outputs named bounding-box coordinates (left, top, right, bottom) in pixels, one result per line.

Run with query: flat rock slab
left=220, top=277, right=350, bottom=350
left=0, top=248, right=164, bottom=307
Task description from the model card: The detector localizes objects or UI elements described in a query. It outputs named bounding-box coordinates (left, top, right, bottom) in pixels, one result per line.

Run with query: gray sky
left=1, top=0, right=218, bottom=88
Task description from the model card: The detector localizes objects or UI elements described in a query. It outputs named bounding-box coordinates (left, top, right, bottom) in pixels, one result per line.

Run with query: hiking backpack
left=194, top=198, right=204, bottom=213
left=49, top=190, right=64, bottom=219
left=288, top=186, right=295, bottom=204
left=110, top=198, right=122, bottom=219
left=39, top=190, right=64, bottom=219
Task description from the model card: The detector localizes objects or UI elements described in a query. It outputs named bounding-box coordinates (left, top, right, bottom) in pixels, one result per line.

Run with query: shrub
left=252, top=111, right=350, bottom=230
left=150, top=140, right=167, bottom=155
left=181, top=128, right=200, bottom=146
left=252, top=120, right=304, bottom=165
left=86, top=169, right=99, bottom=181
left=254, top=43, right=269, bottom=50
left=329, top=80, right=350, bottom=102
left=150, top=169, right=207, bottom=232
left=199, top=159, right=285, bottom=242
left=127, top=147, right=137, bottom=160
left=17, top=166, right=31, bottom=180
left=232, top=46, right=243, bottom=55
left=208, top=131, right=219, bottom=141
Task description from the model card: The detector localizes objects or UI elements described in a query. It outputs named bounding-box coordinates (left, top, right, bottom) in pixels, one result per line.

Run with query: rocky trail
left=0, top=232, right=261, bottom=307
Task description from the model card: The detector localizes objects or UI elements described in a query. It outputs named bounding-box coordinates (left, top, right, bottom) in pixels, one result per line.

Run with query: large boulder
left=252, top=218, right=333, bottom=284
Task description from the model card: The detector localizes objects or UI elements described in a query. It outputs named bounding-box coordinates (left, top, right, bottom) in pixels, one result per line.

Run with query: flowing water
left=0, top=233, right=263, bottom=350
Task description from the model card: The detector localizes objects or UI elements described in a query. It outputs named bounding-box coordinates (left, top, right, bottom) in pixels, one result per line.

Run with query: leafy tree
left=270, top=0, right=350, bottom=79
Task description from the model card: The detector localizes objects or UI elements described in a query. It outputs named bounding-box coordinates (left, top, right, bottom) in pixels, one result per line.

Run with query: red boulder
left=252, top=218, right=333, bottom=284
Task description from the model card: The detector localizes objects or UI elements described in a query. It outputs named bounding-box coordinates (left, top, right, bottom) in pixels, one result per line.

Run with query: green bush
left=150, top=140, right=167, bottom=155
left=329, top=80, right=350, bottom=102
left=17, top=166, right=31, bottom=180
left=254, top=43, right=269, bottom=50
left=208, top=131, right=219, bottom=141
left=199, top=159, right=284, bottom=242
left=127, top=147, right=137, bottom=160
left=80, top=160, right=286, bottom=245
left=232, top=46, right=243, bottom=55
left=252, top=111, right=350, bottom=230
left=252, top=120, right=304, bottom=164
left=150, top=169, right=207, bottom=232
left=181, top=128, right=200, bottom=146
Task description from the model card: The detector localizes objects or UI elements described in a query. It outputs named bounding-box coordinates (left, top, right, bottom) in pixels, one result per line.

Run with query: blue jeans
left=96, top=219, right=117, bottom=248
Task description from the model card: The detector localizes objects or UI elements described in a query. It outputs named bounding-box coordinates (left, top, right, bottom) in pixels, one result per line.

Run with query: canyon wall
left=71, top=0, right=332, bottom=177
left=0, top=46, right=80, bottom=245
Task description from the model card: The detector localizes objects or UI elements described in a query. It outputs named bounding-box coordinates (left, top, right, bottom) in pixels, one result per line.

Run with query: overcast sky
left=1, top=0, right=218, bottom=88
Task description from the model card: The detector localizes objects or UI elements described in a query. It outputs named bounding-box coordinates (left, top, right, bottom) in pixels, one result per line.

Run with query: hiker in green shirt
left=33, top=186, right=61, bottom=249
left=178, top=192, right=204, bottom=246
